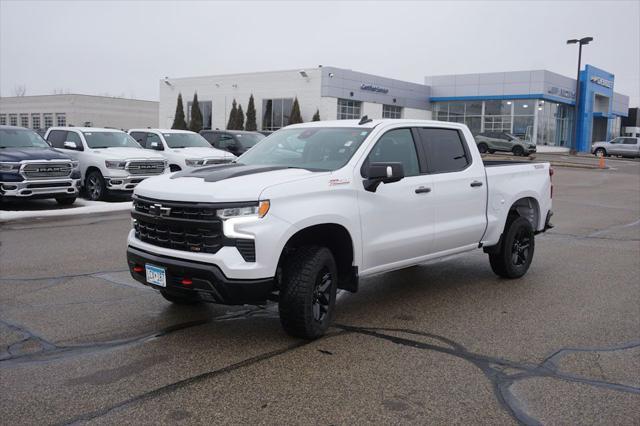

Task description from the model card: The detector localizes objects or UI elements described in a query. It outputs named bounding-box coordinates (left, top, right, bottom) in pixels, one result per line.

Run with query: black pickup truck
left=0, top=125, right=81, bottom=205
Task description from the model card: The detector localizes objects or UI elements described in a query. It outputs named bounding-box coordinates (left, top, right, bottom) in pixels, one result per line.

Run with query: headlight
left=105, top=160, right=127, bottom=169
left=185, top=159, right=206, bottom=167
left=0, top=162, right=21, bottom=172
left=217, top=200, right=270, bottom=219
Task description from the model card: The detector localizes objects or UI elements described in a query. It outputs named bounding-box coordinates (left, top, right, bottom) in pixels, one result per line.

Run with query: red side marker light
left=181, top=278, right=193, bottom=286
left=133, top=265, right=144, bottom=273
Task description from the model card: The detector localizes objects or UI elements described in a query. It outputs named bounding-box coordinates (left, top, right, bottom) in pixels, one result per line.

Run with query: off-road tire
left=160, top=289, right=201, bottom=305
left=279, top=246, right=338, bottom=339
left=55, top=196, right=76, bottom=205
left=489, top=216, right=535, bottom=279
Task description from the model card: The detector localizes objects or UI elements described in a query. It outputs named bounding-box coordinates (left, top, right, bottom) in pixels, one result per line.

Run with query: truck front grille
left=132, top=196, right=259, bottom=262
left=127, top=161, right=165, bottom=175
left=22, top=162, right=72, bottom=179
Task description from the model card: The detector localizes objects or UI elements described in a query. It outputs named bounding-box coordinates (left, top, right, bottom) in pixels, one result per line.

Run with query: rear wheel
left=85, top=170, right=106, bottom=201
left=488, top=149, right=496, bottom=154
left=279, top=246, right=338, bottom=339
left=477, top=143, right=488, bottom=154
left=160, top=289, right=201, bottom=305
left=489, top=216, right=535, bottom=279
left=512, top=146, right=525, bottom=157
left=55, top=196, right=76, bottom=205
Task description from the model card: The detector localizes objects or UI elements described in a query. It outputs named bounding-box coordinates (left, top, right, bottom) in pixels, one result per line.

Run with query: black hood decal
left=171, top=163, right=290, bottom=182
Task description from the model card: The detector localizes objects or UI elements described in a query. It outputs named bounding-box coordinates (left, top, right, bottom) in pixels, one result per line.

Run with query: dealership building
left=160, top=64, right=630, bottom=152
left=0, top=94, right=159, bottom=131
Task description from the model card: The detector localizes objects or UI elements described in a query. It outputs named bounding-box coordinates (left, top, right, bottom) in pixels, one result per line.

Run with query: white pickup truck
left=127, top=119, right=553, bottom=339
left=128, top=129, right=236, bottom=172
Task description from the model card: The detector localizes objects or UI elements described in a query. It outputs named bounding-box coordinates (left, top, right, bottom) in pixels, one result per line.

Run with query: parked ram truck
left=127, top=119, right=553, bottom=339
left=0, top=125, right=80, bottom=204
left=45, top=127, right=168, bottom=201
left=128, top=129, right=236, bottom=172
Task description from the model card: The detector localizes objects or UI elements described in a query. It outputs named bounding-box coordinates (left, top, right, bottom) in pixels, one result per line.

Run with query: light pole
left=567, top=36, right=593, bottom=154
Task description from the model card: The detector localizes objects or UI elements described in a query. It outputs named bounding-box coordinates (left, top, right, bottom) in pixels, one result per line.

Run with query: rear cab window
left=416, top=128, right=471, bottom=174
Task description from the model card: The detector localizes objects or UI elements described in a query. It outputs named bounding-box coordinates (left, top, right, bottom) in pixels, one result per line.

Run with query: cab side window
left=46, top=130, right=68, bottom=148
left=365, top=129, right=420, bottom=177
left=417, top=128, right=470, bottom=174
left=66, top=131, right=83, bottom=148
left=146, top=133, right=163, bottom=149
left=130, top=132, right=147, bottom=148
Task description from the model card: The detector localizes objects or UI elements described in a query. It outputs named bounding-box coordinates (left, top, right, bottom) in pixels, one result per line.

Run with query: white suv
left=128, top=129, right=235, bottom=172
left=45, top=127, right=168, bottom=200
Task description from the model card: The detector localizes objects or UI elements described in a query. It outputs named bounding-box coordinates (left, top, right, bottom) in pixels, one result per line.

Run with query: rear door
left=621, top=137, right=640, bottom=157
left=357, top=128, right=435, bottom=271
left=416, top=127, right=487, bottom=253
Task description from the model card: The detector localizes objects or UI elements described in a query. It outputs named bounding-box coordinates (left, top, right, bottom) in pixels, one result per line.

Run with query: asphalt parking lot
left=1, top=159, right=639, bottom=425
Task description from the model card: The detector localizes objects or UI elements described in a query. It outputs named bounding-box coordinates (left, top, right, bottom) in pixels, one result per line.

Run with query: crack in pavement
left=334, top=324, right=640, bottom=426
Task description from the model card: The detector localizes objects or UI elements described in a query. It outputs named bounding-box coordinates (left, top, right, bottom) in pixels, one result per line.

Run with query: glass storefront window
left=484, top=100, right=511, bottom=116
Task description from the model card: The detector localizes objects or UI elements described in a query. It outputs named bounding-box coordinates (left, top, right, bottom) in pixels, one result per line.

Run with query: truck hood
left=90, top=147, right=165, bottom=160
left=168, top=147, right=235, bottom=159
left=0, top=148, right=72, bottom=162
left=134, top=164, right=327, bottom=202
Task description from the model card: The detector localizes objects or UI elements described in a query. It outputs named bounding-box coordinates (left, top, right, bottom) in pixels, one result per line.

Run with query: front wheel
left=489, top=216, right=535, bottom=279
left=279, top=246, right=338, bottom=339
left=512, top=146, right=525, bottom=157
left=594, top=148, right=607, bottom=157
left=85, top=170, right=106, bottom=201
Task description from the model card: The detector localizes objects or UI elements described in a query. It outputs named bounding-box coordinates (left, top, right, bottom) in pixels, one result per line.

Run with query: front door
left=357, top=128, right=435, bottom=272
left=416, top=127, right=487, bottom=254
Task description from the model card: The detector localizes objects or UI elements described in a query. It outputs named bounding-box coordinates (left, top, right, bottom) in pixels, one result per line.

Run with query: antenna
left=358, top=115, right=373, bottom=125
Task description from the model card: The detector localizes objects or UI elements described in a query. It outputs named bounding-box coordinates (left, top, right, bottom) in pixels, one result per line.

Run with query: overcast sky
left=1, top=0, right=639, bottom=106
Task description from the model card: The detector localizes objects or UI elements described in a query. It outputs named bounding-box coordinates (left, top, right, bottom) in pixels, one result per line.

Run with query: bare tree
left=13, top=85, right=26, bottom=96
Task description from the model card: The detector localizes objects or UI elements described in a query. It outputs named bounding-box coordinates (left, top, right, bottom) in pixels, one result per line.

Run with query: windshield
left=162, top=133, right=211, bottom=148
left=237, top=127, right=371, bottom=171
left=83, top=131, right=141, bottom=149
left=236, top=133, right=264, bottom=148
left=0, top=128, right=51, bottom=149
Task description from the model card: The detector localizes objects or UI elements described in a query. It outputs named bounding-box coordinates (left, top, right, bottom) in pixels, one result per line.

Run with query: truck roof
left=128, top=128, right=196, bottom=134
left=285, top=119, right=462, bottom=129
left=47, top=127, right=124, bottom=132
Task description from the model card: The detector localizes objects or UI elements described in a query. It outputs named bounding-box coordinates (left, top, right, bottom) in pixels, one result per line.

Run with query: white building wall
left=159, top=69, right=323, bottom=130
left=403, top=107, right=431, bottom=120
left=0, top=95, right=158, bottom=129
left=361, top=102, right=382, bottom=119
left=319, top=97, right=338, bottom=121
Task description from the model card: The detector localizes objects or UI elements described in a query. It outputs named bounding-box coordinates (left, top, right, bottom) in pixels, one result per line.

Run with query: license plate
left=145, top=264, right=166, bottom=287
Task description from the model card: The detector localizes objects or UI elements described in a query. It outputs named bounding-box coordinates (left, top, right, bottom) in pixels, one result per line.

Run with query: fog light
left=111, top=179, right=123, bottom=185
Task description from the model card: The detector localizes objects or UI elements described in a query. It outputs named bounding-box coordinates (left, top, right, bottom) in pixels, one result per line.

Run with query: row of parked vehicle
left=0, top=125, right=266, bottom=204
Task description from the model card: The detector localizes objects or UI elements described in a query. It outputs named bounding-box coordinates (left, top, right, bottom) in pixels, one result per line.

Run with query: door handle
left=470, top=181, right=483, bottom=187
left=415, top=187, right=431, bottom=194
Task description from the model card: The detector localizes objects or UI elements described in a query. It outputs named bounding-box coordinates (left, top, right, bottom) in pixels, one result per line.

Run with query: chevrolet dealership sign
left=590, top=76, right=614, bottom=89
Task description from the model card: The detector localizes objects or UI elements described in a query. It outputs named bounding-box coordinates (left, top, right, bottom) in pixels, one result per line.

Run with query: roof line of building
left=0, top=93, right=158, bottom=103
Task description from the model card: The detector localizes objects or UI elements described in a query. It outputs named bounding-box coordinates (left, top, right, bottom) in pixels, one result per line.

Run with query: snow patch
left=0, top=199, right=132, bottom=222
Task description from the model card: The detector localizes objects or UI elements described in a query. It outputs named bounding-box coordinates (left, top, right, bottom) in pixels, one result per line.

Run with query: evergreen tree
left=245, top=94, right=257, bottom=131
left=236, top=105, right=245, bottom=130
left=263, top=100, right=273, bottom=130
left=289, top=97, right=303, bottom=125
left=188, top=92, right=203, bottom=132
left=227, top=99, right=238, bottom=130
left=312, top=109, right=320, bottom=121
left=171, top=93, right=188, bottom=130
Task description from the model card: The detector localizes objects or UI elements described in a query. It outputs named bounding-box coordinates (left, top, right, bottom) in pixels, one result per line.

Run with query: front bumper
left=0, top=178, right=80, bottom=198
left=127, top=246, right=274, bottom=305
left=527, top=146, right=537, bottom=154
left=104, top=175, right=160, bottom=191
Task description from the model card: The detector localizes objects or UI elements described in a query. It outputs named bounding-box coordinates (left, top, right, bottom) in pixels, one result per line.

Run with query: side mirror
left=63, top=141, right=79, bottom=150
left=363, top=162, right=405, bottom=192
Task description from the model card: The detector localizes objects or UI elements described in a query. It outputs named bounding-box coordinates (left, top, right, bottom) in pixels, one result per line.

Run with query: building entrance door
left=592, top=117, right=608, bottom=143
